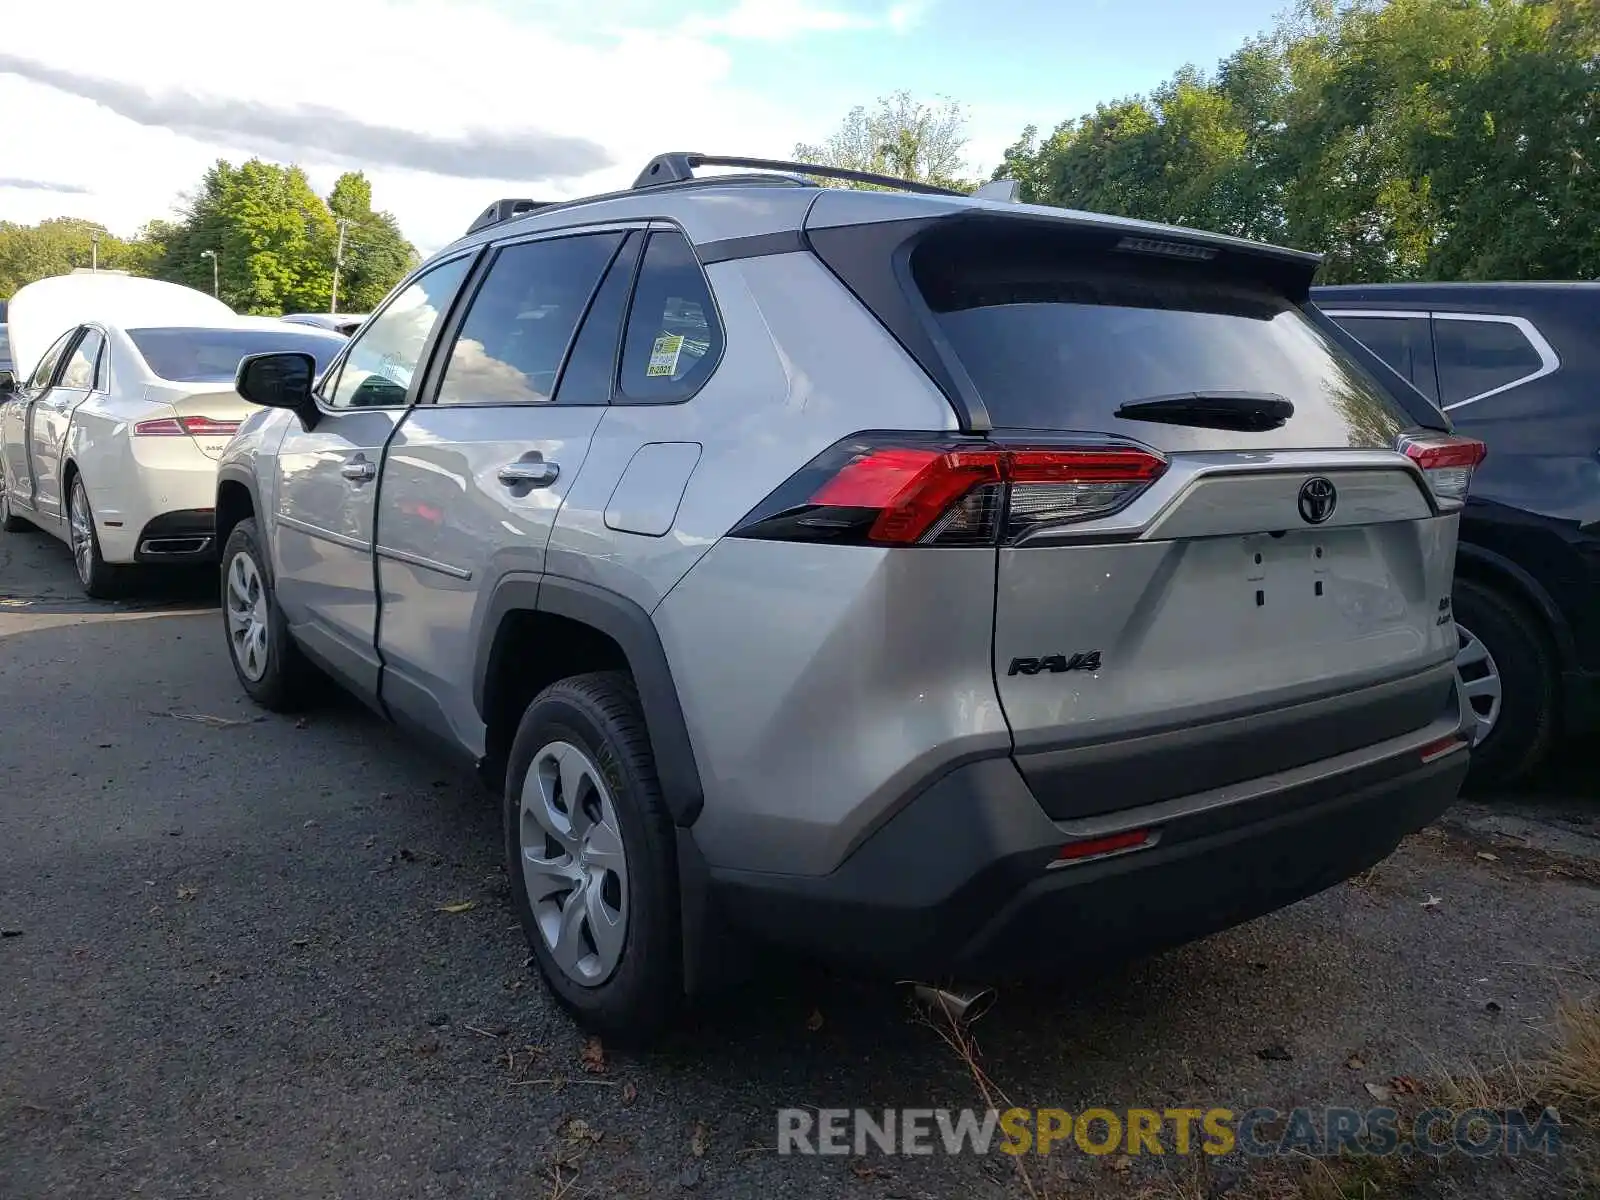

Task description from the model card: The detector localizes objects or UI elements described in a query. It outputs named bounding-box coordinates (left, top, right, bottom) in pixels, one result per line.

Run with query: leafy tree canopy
left=997, top=0, right=1599, bottom=282
left=1, top=160, right=418, bottom=309
left=796, top=90, right=976, bottom=191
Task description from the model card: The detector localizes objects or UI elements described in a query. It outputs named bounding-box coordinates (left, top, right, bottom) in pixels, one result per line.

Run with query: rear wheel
left=222, top=517, right=312, bottom=711
left=1454, top=577, right=1558, bottom=788
left=505, top=671, right=681, bottom=1044
left=68, top=475, right=126, bottom=599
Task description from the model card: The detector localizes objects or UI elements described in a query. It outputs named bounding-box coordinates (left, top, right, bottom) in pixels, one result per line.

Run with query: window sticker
left=646, top=334, right=684, bottom=378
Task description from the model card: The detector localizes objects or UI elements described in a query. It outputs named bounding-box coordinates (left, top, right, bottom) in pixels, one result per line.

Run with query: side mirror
left=236, top=352, right=319, bottom=430
left=0, top=369, right=16, bottom=397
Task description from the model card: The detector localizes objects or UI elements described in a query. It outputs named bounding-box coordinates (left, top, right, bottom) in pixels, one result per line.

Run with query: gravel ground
left=2, top=525, right=1596, bottom=1199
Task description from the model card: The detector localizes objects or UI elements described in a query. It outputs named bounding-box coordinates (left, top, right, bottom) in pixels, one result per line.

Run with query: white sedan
left=0, top=275, right=345, bottom=597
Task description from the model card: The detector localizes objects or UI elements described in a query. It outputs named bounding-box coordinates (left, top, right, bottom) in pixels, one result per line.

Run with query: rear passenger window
left=435, top=232, right=621, bottom=406
left=58, top=329, right=104, bottom=390
left=617, top=230, right=722, bottom=404
left=553, top=232, right=642, bottom=403
left=1434, top=318, right=1544, bottom=405
left=1331, top=316, right=1437, bottom=402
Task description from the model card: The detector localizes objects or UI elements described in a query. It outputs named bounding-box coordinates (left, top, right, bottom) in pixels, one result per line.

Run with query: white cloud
left=0, top=0, right=918, bottom=255
left=683, top=0, right=919, bottom=40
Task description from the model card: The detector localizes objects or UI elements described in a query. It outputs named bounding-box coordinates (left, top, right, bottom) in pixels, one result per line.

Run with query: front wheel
left=505, top=671, right=682, bottom=1044
left=221, top=518, right=313, bottom=711
left=68, top=475, right=126, bottom=599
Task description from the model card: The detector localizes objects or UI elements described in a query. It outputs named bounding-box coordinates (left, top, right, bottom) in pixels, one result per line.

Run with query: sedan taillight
left=134, top=416, right=242, bottom=438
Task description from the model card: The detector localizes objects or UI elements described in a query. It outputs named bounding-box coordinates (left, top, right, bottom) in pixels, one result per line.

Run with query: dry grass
left=1547, top=992, right=1600, bottom=1118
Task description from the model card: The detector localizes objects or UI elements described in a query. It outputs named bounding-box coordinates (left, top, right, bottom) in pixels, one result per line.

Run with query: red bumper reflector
left=1418, top=736, right=1468, bottom=764
left=1052, top=828, right=1154, bottom=865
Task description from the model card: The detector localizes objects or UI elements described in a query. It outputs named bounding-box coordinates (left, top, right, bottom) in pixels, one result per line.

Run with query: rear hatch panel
left=802, top=202, right=1465, bottom=817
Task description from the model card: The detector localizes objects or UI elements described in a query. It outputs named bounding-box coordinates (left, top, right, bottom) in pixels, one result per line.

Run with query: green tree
left=796, top=91, right=973, bottom=190
left=326, top=171, right=418, bottom=314
left=994, top=0, right=1600, bottom=283
left=155, top=159, right=337, bottom=313
left=0, top=218, right=150, bottom=298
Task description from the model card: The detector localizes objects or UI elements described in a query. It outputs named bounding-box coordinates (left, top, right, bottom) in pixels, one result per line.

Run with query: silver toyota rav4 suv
left=216, top=154, right=1483, bottom=1039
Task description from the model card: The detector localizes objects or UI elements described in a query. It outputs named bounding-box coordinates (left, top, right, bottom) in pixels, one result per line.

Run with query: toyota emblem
left=1298, top=477, right=1337, bottom=524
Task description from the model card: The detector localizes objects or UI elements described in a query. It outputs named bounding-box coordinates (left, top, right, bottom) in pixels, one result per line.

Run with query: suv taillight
left=729, top=434, right=1168, bottom=546
left=1399, top=433, right=1487, bottom=510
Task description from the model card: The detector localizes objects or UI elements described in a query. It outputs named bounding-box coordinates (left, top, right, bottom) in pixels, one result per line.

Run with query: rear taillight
left=730, top=434, right=1168, bottom=546
left=133, top=416, right=241, bottom=438
left=1399, top=432, right=1487, bottom=510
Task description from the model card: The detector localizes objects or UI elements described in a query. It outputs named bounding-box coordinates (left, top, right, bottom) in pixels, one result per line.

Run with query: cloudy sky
left=0, top=0, right=1284, bottom=255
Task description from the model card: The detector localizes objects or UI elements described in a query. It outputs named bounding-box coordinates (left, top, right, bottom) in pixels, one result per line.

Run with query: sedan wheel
left=225, top=550, right=271, bottom=683
left=519, top=740, right=631, bottom=987
left=67, top=476, right=123, bottom=598
left=69, top=480, right=96, bottom=586
left=1455, top=622, right=1503, bottom=747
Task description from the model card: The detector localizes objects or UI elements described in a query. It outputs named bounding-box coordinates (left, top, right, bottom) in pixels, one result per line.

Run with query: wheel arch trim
left=1455, top=543, right=1575, bottom=669
left=474, top=573, right=706, bottom=826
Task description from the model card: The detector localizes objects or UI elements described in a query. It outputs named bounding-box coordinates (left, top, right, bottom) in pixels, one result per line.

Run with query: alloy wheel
left=1455, top=623, right=1503, bottom=747
left=226, top=551, right=271, bottom=682
left=519, top=740, right=630, bottom=986
left=69, top=480, right=95, bottom=586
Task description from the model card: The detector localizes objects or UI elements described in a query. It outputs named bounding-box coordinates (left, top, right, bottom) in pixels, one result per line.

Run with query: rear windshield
left=915, top=238, right=1412, bottom=451
left=128, top=327, right=343, bottom=384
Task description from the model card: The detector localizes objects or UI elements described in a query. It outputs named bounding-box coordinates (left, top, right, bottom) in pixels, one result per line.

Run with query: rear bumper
left=133, top=509, right=217, bottom=564
left=709, top=706, right=1470, bottom=979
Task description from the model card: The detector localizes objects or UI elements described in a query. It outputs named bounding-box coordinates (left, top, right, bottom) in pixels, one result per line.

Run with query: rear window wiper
left=1114, top=391, right=1294, bottom=432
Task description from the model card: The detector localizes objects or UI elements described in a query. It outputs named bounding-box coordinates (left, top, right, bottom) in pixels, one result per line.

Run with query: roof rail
left=631, top=153, right=966, bottom=198
left=465, top=197, right=556, bottom=236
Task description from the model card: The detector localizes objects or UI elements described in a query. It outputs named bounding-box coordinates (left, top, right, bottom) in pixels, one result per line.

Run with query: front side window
left=435, top=232, right=621, bottom=406
left=58, top=329, right=104, bottom=390
left=29, top=329, right=76, bottom=390
left=326, top=256, right=472, bottom=410
left=1434, top=317, right=1544, bottom=406
left=617, top=230, right=723, bottom=403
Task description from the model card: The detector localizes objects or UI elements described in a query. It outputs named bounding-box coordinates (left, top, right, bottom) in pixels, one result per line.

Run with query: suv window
left=554, top=232, right=643, bottom=403
left=1330, top=315, right=1437, bottom=402
left=435, top=232, right=622, bottom=406
left=325, top=256, right=471, bottom=410
left=28, top=329, right=77, bottom=390
left=914, top=230, right=1410, bottom=451
left=1434, top=317, right=1544, bottom=406
left=58, top=329, right=104, bottom=390
left=617, top=230, right=722, bottom=403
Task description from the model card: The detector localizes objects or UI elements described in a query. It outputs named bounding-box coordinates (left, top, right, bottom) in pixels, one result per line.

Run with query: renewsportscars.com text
left=777, top=1106, right=1562, bottom=1159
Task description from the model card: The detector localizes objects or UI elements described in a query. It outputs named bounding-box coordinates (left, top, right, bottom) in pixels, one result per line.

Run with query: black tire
left=504, top=671, right=681, bottom=1044
left=0, top=478, right=33, bottom=533
left=1455, top=577, right=1559, bottom=789
left=68, top=474, right=127, bottom=600
left=220, top=517, right=313, bottom=711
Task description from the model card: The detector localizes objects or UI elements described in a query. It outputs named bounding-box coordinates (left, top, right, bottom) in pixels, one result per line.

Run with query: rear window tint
left=129, top=327, right=344, bottom=384
left=915, top=241, right=1411, bottom=451
left=1434, top=318, right=1543, bottom=405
